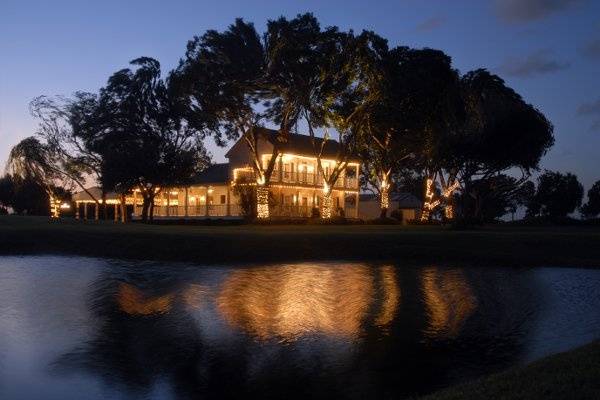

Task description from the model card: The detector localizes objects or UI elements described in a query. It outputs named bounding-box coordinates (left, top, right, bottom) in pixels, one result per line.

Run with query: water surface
left=1, top=256, right=599, bottom=399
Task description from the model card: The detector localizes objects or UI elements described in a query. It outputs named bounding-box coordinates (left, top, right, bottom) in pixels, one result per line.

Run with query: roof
left=359, top=192, right=422, bottom=209
left=229, top=127, right=360, bottom=162
left=191, top=163, right=230, bottom=185
left=72, top=187, right=119, bottom=202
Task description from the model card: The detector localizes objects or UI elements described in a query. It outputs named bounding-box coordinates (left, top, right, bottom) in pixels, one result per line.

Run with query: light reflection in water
left=117, top=283, right=174, bottom=316
left=422, top=267, right=478, bottom=338
left=216, top=264, right=399, bottom=341
left=375, top=265, right=401, bottom=329
left=4, top=257, right=600, bottom=400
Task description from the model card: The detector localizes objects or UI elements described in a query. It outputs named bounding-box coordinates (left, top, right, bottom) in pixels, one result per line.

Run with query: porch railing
left=237, top=170, right=358, bottom=189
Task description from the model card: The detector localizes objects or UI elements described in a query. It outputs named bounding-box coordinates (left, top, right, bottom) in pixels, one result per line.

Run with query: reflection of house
left=128, top=128, right=361, bottom=219
left=358, top=193, right=421, bottom=222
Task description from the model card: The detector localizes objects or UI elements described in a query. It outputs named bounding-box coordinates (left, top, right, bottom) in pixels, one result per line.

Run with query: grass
left=417, top=340, right=600, bottom=400
left=1, top=215, right=600, bottom=267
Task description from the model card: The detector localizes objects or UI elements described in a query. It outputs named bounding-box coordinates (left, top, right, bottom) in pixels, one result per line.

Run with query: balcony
left=237, top=169, right=358, bottom=190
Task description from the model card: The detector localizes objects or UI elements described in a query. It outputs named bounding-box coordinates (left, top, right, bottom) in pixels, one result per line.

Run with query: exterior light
left=60, top=202, right=71, bottom=210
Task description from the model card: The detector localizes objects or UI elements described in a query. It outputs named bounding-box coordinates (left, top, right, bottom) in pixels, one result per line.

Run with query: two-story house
left=128, top=128, right=361, bottom=219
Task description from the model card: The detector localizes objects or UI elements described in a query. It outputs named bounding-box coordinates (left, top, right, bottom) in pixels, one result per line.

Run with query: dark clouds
left=415, top=16, right=446, bottom=32
left=499, top=49, right=570, bottom=77
left=495, top=0, right=584, bottom=23
left=579, top=38, right=600, bottom=60
left=577, top=98, right=600, bottom=131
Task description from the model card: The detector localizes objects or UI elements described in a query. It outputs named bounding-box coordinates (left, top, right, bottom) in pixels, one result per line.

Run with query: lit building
left=130, top=128, right=361, bottom=219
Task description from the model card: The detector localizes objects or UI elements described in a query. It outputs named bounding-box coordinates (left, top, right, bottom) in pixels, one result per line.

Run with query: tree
left=526, top=171, right=583, bottom=219
left=5, top=137, right=71, bottom=217
left=173, top=19, right=276, bottom=218
left=30, top=94, right=105, bottom=216
left=0, top=174, right=70, bottom=216
left=87, top=57, right=210, bottom=222
left=454, top=70, right=554, bottom=221
left=581, top=180, right=600, bottom=218
left=467, top=174, right=534, bottom=222
left=265, top=14, right=359, bottom=218
left=388, top=48, right=462, bottom=221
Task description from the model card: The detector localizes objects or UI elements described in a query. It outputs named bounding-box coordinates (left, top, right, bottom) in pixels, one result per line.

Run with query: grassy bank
left=418, top=340, right=600, bottom=400
left=1, top=215, right=600, bottom=266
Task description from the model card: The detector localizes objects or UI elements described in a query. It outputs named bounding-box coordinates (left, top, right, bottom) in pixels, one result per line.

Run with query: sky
left=1, top=0, right=599, bottom=191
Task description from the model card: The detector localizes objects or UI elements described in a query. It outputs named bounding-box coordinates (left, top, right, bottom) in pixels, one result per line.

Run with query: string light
left=256, top=186, right=270, bottom=219
left=380, top=177, right=390, bottom=210
left=321, top=194, right=332, bottom=219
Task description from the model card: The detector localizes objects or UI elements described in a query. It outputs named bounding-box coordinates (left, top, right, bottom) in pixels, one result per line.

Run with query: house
left=123, top=128, right=362, bottom=219
left=358, top=192, right=421, bottom=223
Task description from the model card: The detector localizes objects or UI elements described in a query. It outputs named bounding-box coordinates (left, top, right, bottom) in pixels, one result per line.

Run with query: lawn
left=417, top=340, right=600, bottom=400
left=1, top=215, right=600, bottom=267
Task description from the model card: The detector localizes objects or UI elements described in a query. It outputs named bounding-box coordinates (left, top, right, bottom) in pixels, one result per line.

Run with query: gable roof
left=191, top=163, right=230, bottom=185
left=226, top=127, right=360, bottom=162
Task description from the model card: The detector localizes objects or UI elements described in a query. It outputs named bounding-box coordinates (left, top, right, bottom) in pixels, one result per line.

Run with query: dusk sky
left=1, top=0, right=599, bottom=189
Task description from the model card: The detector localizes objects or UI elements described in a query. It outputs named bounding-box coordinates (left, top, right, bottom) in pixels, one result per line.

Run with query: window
left=220, top=195, right=226, bottom=204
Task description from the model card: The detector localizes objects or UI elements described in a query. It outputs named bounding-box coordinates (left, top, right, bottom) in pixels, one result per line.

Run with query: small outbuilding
left=358, top=192, right=421, bottom=223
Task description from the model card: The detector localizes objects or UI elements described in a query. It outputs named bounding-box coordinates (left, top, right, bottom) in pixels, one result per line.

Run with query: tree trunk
left=149, top=201, right=155, bottom=222
left=141, top=197, right=150, bottom=222
left=380, top=185, right=389, bottom=219
left=120, top=193, right=127, bottom=223
left=256, top=185, right=270, bottom=219
left=420, top=174, right=435, bottom=222
left=102, top=191, right=108, bottom=220
left=321, top=189, right=333, bottom=219
left=444, top=194, right=454, bottom=220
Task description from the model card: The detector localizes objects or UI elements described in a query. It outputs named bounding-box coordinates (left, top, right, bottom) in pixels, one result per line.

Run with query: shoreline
left=1, top=216, right=600, bottom=267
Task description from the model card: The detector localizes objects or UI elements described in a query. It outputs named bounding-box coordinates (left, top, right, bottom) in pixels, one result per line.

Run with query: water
left=0, top=256, right=599, bottom=400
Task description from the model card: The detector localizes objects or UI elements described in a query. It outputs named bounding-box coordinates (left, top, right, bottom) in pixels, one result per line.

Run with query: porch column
left=114, top=203, right=118, bottom=222
left=83, top=202, right=88, bottom=220
left=204, top=187, right=209, bottom=217
left=94, top=202, right=99, bottom=221
left=226, top=185, right=231, bottom=216
left=184, top=187, right=189, bottom=217
left=132, top=190, right=137, bottom=217
left=75, top=202, right=80, bottom=220
left=355, top=192, right=360, bottom=219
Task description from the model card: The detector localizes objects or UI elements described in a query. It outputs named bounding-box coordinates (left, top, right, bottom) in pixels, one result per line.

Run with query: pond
left=1, top=256, right=600, bottom=399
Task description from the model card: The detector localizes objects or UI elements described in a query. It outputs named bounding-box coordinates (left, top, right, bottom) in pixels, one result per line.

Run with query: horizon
left=1, top=0, right=599, bottom=191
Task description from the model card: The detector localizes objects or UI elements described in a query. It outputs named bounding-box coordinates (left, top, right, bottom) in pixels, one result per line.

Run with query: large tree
left=87, top=57, right=210, bottom=222
left=581, top=180, right=600, bottom=219
left=265, top=14, right=359, bottom=218
left=453, top=70, right=554, bottom=221
left=388, top=48, right=462, bottom=221
left=172, top=19, right=276, bottom=218
left=526, top=171, right=583, bottom=219
left=5, top=137, right=74, bottom=217
left=29, top=94, right=105, bottom=215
